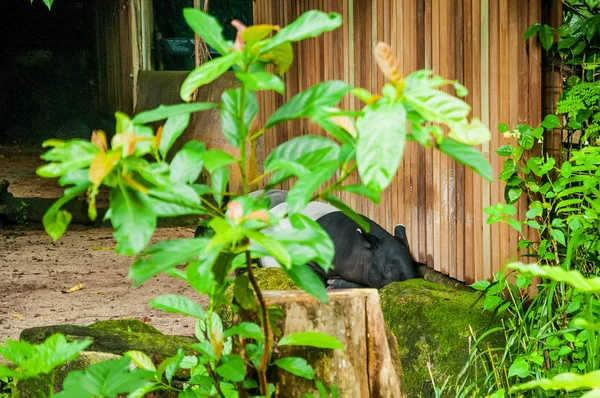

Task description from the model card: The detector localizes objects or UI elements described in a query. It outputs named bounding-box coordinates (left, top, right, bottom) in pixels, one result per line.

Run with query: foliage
left=31, top=0, right=54, bottom=11
left=460, top=117, right=600, bottom=398
left=15, top=7, right=491, bottom=398
left=458, top=4, right=600, bottom=396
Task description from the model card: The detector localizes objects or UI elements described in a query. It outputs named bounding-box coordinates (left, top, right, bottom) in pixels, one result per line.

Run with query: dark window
left=151, top=0, right=252, bottom=71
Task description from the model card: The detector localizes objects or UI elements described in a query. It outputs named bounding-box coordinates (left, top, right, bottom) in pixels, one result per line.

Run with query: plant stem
left=245, top=250, right=270, bottom=396
left=313, top=163, right=358, bottom=201
left=205, top=363, right=226, bottom=398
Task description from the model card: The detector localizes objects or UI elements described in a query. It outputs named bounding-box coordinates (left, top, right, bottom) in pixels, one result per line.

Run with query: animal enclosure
left=252, top=0, right=545, bottom=284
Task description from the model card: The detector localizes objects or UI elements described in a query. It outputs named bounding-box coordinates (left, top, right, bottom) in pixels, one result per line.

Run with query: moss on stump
left=379, top=279, right=504, bottom=397
left=216, top=268, right=299, bottom=327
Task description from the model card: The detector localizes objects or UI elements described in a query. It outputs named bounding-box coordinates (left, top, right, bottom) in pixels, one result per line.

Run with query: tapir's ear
left=357, top=228, right=380, bottom=249
left=394, top=224, right=410, bottom=248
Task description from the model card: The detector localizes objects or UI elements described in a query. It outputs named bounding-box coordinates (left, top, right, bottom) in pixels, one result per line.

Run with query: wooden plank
left=480, top=0, right=491, bottom=280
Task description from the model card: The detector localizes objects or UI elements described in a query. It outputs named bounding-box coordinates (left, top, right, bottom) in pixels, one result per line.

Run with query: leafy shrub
left=458, top=3, right=600, bottom=396
left=1, top=8, right=492, bottom=398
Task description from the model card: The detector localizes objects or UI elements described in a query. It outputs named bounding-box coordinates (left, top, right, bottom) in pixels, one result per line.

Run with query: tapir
left=194, top=190, right=419, bottom=289
left=259, top=200, right=419, bottom=289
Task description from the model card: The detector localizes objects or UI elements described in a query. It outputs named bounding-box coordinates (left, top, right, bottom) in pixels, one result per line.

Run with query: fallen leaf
left=10, top=313, right=23, bottom=319
left=62, top=283, right=86, bottom=294
left=92, top=246, right=112, bottom=251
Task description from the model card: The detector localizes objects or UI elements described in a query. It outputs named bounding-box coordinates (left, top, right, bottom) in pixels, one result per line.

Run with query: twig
left=245, top=250, right=271, bottom=396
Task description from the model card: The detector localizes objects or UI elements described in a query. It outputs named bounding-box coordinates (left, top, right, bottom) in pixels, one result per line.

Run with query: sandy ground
left=0, top=145, right=208, bottom=343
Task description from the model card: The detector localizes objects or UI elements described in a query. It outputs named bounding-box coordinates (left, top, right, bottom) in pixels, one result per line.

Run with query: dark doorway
left=0, top=0, right=109, bottom=147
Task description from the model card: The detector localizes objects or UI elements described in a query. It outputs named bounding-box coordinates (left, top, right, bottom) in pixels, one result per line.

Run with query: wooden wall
left=94, top=0, right=134, bottom=116
left=252, top=0, right=543, bottom=283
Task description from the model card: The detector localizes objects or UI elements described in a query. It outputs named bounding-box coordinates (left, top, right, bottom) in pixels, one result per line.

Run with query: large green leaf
left=0, top=334, right=92, bottom=379
left=158, top=114, right=190, bottom=159
left=180, top=52, right=241, bottom=102
left=215, top=354, right=245, bottom=382
left=43, top=183, right=91, bottom=241
left=282, top=262, right=329, bottom=304
left=404, top=88, right=470, bottom=126
left=235, top=72, right=285, bottom=94
left=511, top=370, right=600, bottom=393
left=203, top=149, right=238, bottom=173
left=223, top=322, right=264, bottom=342
left=150, top=295, right=205, bottom=318
left=508, top=262, right=600, bottom=292
left=132, top=102, right=218, bottom=124
left=212, top=168, right=230, bottom=207
left=245, top=230, right=291, bottom=268
left=186, top=258, right=216, bottom=296
left=264, top=135, right=340, bottom=185
left=124, top=351, right=156, bottom=372
left=278, top=332, right=344, bottom=350
left=233, top=274, right=257, bottom=310
left=148, top=184, right=204, bottom=215
left=220, top=88, right=258, bottom=147
left=285, top=163, right=339, bottom=214
left=272, top=357, right=314, bottom=379
left=439, top=139, right=493, bottom=182
left=129, top=238, right=208, bottom=286
left=323, top=194, right=370, bottom=232
left=258, top=214, right=335, bottom=272
left=54, top=356, right=152, bottom=398
left=539, top=24, right=555, bottom=51
left=109, top=185, right=157, bottom=255
left=169, top=141, right=205, bottom=184
left=183, top=8, right=233, bottom=55
left=356, top=101, right=407, bottom=191
left=261, top=11, right=342, bottom=53
left=37, top=140, right=99, bottom=178
left=265, top=81, right=352, bottom=128
left=337, top=184, right=381, bottom=204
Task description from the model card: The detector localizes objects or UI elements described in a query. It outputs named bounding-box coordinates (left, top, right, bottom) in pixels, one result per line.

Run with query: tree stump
left=262, top=289, right=405, bottom=398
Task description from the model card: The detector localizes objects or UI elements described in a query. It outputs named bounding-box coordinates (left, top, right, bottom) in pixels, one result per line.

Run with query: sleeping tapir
left=259, top=200, right=419, bottom=289
left=194, top=190, right=419, bottom=289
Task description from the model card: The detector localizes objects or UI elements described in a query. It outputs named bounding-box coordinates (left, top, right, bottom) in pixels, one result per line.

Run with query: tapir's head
left=359, top=223, right=419, bottom=289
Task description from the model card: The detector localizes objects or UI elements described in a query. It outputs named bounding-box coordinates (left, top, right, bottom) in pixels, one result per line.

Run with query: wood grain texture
left=252, top=0, right=544, bottom=283
left=262, top=289, right=404, bottom=397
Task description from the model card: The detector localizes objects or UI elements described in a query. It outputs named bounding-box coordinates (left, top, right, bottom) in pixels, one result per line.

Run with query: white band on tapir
left=258, top=201, right=341, bottom=268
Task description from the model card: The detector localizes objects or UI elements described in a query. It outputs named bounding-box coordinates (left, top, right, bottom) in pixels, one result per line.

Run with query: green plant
left=0, top=376, right=12, bottom=398
left=457, top=115, right=600, bottom=396
left=16, top=200, right=30, bottom=225
left=9, top=8, right=492, bottom=397
left=31, top=0, right=54, bottom=11
left=0, top=334, right=92, bottom=397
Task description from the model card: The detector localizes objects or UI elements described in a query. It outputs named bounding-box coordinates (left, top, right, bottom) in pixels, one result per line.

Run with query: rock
left=88, top=319, right=163, bottom=335
left=19, top=324, right=197, bottom=358
left=379, top=279, right=504, bottom=397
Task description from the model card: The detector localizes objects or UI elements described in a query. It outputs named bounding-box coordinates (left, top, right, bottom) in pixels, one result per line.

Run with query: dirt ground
left=0, top=145, right=208, bottom=343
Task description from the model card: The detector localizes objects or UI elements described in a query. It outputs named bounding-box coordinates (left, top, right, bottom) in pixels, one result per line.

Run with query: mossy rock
left=215, top=268, right=299, bottom=327
left=89, top=319, right=163, bottom=335
left=379, top=279, right=504, bottom=397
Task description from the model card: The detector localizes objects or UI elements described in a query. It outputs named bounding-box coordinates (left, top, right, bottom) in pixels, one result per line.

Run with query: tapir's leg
left=326, top=279, right=369, bottom=289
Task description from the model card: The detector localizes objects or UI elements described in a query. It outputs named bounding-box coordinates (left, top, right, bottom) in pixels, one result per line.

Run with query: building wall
left=252, top=0, right=544, bottom=283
